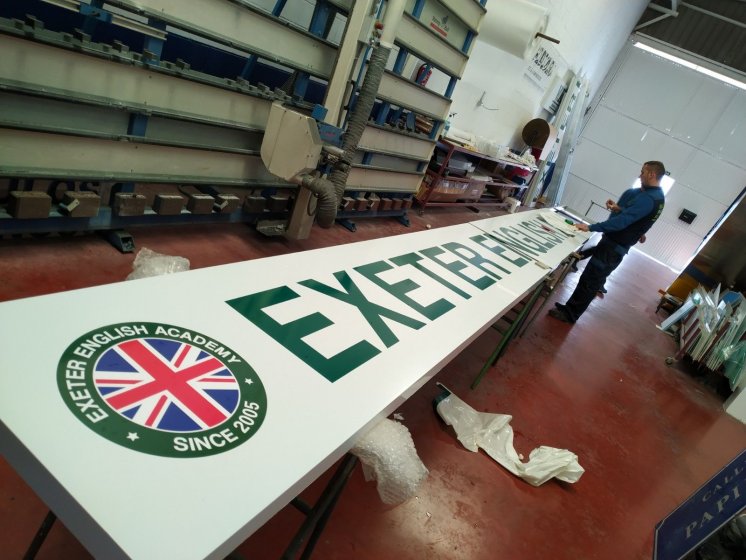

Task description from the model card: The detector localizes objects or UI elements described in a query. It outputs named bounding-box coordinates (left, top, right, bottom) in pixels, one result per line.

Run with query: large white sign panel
left=0, top=210, right=582, bottom=559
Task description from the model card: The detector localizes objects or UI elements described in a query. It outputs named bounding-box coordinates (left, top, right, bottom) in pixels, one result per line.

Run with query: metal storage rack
left=337, top=0, right=488, bottom=228
left=0, top=0, right=489, bottom=241
left=415, top=138, right=536, bottom=213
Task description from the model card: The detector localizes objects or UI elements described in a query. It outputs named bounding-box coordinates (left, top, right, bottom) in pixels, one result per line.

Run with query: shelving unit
left=341, top=0, right=489, bottom=224
left=0, top=0, right=491, bottom=237
left=415, top=138, right=536, bottom=213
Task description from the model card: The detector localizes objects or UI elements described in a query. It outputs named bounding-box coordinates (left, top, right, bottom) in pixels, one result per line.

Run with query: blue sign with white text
left=654, top=449, right=746, bottom=560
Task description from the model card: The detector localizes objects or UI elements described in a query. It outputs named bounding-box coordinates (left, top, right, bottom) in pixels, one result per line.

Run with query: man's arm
left=588, top=194, right=654, bottom=233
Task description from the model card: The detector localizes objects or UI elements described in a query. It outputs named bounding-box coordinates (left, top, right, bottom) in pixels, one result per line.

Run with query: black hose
left=329, top=42, right=392, bottom=204
left=301, top=175, right=337, bottom=228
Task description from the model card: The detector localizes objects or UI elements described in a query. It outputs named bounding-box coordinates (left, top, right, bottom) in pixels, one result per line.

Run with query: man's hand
left=606, top=199, right=621, bottom=213
left=575, top=223, right=590, bottom=232
left=639, top=234, right=646, bottom=244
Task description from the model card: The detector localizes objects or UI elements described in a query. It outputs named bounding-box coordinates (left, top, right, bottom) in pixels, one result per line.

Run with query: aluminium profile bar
left=0, top=207, right=281, bottom=235
left=39, top=0, right=79, bottom=11
left=105, top=0, right=337, bottom=78
left=396, top=13, right=469, bottom=78
left=324, top=0, right=353, bottom=12
left=0, top=120, right=259, bottom=157
left=437, top=0, right=486, bottom=32
left=357, top=147, right=429, bottom=165
left=358, top=125, right=436, bottom=161
left=40, top=0, right=168, bottom=39
left=0, top=34, right=273, bottom=131
left=378, top=71, right=451, bottom=120
left=0, top=128, right=284, bottom=185
left=346, top=165, right=424, bottom=193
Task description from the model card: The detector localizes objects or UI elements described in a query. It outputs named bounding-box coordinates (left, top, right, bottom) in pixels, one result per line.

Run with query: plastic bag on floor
left=350, top=418, right=428, bottom=505
left=126, top=247, right=190, bottom=280
left=435, top=386, right=584, bottom=487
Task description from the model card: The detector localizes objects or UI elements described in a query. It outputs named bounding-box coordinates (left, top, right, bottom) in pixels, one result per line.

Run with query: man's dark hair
left=645, top=161, right=666, bottom=180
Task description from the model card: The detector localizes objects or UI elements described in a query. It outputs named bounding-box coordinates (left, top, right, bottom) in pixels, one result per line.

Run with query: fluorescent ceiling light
left=633, top=42, right=746, bottom=91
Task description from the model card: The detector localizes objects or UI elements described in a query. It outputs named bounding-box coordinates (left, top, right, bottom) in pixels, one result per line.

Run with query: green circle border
left=57, top=322, right=267, bottom=458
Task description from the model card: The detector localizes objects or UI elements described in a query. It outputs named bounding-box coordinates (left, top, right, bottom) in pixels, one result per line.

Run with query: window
left=631, top=175, right=675, bottom=195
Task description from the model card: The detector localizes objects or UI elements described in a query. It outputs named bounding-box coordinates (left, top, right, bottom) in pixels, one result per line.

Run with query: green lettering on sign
left=442, top=242, right=511, bottom=280
left=355, top=260, right=454, bottom=321
left=469, top=233, right=529, bottom=267
left=227, top=285, right=379, bottom=383
left=390, top=252, right=472, bottom=300
left=300, top=271, right=426, bottom=348
left=422, top=246, right=495, bottom=290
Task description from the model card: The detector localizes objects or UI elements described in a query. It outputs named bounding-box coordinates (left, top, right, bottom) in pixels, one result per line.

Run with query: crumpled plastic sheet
left=126, top=247, right=190, bottom=280
left=436, top=390, right=584, bottom=487
left=350, top=418, right=428, bottom=505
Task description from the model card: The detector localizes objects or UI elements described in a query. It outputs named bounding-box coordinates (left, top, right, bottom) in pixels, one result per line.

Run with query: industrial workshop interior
left=2, top=0, right=746, bottom=559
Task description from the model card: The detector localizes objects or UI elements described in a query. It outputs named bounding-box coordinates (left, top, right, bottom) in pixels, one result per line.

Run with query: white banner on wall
left=524, top=42, right=563, bottom=90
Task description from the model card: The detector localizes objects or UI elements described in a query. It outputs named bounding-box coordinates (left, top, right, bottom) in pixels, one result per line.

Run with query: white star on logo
left=126, top=432, right=139, bottom=441
left=244, top=378, right=253, bottom=385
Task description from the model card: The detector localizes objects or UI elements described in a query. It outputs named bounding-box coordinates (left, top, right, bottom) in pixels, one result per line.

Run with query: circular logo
left=57, top=323, right=267, bottom=458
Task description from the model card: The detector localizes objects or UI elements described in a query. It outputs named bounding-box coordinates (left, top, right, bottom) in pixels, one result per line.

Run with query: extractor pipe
left=300, top=174, right=338, bottom=228
left=328, top=0, right=406, bottom=206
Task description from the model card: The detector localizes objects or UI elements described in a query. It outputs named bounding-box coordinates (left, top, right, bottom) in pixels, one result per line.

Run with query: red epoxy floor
left=1, top=207, right=745, bottom=560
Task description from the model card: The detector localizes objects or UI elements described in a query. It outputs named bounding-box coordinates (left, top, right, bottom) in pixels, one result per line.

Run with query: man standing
left=548, top=161, right=666, bottom=324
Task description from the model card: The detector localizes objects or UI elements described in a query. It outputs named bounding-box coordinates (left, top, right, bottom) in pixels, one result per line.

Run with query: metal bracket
left=102, top=229, right=135, bottom=253
left=337, top=218, right=357, bottom=232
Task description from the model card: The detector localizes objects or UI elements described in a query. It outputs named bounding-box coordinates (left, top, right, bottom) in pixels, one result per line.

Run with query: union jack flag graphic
left=93, top=338, right=240, bottom=432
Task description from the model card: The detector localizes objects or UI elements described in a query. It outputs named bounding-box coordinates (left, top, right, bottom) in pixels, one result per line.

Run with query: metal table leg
left=281, top=453, right=359, bottom=560
left=23, top=511, right=56, bottom=560
left=471, top=281, right=546, bottom=389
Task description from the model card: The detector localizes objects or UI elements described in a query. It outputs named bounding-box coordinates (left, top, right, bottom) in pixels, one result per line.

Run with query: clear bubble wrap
left=126, top=248, right=190, bottom=280
left=350, top=418, right=428, bottom=505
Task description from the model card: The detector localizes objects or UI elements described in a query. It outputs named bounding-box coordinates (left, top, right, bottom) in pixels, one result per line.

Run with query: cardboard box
left=213, top=194, right=240, bottom=213
left=7, top=191, right=52, bottom=219
left=60, top=191, right=100, bottom=217
left=187, top=194, right=214, bottom=214
left=113, top=193, right=147, bottom=216
left=153, top=194, right=184, bottom=215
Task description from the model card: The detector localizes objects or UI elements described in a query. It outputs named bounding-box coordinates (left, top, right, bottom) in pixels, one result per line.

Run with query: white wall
left=561, top=39, right=746, bottom=271
left=447, top=0, right=649, bottom=147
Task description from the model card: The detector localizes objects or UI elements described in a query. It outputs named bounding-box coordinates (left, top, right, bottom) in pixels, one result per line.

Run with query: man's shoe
left=548, top=307, right=574, bottom=324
